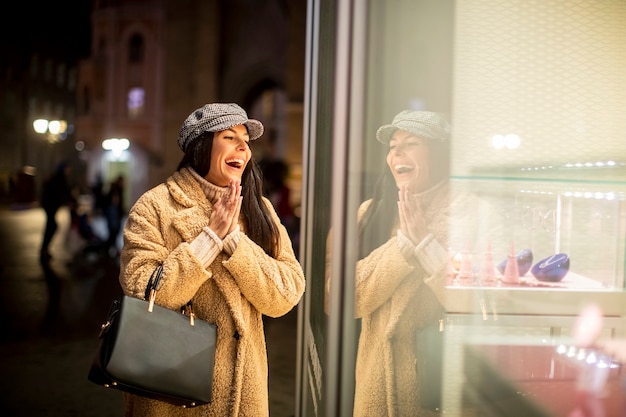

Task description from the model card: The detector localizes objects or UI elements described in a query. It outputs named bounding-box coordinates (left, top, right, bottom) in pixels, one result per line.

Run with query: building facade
left=75, top=0, right=306, bottom=208
left=0, top=1, right=92, bottom=204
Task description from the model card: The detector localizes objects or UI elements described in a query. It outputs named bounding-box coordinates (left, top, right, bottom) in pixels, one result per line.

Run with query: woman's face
left=386, top=129, right=432, bottom=193
left=205, top=124, right=252, bottom=186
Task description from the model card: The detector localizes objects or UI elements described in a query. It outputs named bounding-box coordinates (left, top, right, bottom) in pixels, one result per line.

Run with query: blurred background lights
left=102, top=138, right=130, bottom=158
left=492, top=134, right=505, bottom=149
left=491, top=133, right=521, bottom=149
left=32, top=119, right=69, bottom=142
left=32, top=119, right=49, bottom=134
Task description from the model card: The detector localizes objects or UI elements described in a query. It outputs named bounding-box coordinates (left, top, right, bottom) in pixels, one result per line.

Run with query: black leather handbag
left=416, top=318, right=445, bottom=412
left=87, top=264, right=217, bottom=408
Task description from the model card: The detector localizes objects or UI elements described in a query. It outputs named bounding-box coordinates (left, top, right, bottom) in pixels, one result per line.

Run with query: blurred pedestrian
left=91, top=173, right=106, bottom=216
left=66, top=193, right=107, bottom=259
left=104, top=175, right=125, bottom=256
left=39, top=161, right=73, bottom=262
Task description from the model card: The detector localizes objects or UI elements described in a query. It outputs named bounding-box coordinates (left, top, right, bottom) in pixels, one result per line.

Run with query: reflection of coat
left=352, top=182, right=478, bottom=417
left=119, top=168, right=305, bottom=417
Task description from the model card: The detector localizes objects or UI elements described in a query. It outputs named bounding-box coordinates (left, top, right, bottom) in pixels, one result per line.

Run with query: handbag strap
left=144, top=264, right=164, bottom=300
left=98, top=299, right=121, bottom=338
left=141, top=264, right=196, bottom=325
left=145, top=264, right=164, bottom=312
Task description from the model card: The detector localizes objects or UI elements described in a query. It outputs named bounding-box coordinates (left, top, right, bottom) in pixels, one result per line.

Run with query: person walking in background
left=90, top=173, right=106, bottom=216
left=103, top=175, right=125, bottom=257
left=118, top=102, right=305, bottom=416
left=39, top=161, right=73, bottom=262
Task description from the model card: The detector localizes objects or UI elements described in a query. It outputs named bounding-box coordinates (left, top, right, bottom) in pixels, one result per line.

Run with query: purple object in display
left=497, top=249, right=534, bottom=276
left=531, top=253, right=570, bottom=282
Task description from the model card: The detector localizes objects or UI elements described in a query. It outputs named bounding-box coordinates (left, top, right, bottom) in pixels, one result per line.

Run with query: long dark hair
left=177, top=132, right=281, bottom=258
left=358, top=140, right=450, bottom=259
left=358, top=163, right=398, bottom=259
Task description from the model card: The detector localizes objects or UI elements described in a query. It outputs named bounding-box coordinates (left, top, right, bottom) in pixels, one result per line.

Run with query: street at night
left=0, top=205, right=297, bottom=416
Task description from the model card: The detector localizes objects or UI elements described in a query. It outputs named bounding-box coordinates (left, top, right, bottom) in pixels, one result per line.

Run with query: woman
left=119, top=103, right=306, bottom=417
left=353, top=110, right=478, bottom=417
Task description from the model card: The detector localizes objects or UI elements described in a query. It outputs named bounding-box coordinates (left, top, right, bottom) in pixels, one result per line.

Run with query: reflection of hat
left=376, top=110, right=450, bottom=144
left=178, top=103, right=264, bottom=151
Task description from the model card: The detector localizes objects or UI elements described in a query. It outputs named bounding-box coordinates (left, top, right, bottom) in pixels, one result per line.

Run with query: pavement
left=0, top=205, right=298, bottom=417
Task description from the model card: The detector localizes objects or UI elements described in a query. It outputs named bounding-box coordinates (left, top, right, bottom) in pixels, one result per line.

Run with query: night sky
left=0, top=1, right=93, bottom=60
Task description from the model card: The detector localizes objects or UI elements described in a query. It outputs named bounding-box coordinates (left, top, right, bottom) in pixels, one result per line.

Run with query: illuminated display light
left=102, top=138, right=130, bottom=159
left=102, top=138, right=130, bottom=151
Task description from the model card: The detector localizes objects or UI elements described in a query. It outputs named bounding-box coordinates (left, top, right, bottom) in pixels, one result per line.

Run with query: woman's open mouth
left=226, top=158, right=245, bottom=169
left=394, top=164, right=415, bottom=174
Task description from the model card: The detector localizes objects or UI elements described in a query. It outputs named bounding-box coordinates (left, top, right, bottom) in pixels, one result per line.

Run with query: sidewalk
left=0, top=206, right=297, bottom=417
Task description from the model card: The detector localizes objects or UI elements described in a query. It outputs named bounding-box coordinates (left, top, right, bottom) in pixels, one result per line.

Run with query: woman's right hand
left=209, top=180, right=242, bottom=239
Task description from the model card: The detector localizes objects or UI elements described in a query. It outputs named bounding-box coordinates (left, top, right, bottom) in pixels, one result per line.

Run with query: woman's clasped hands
left=397, top=184, right=429, bottom=245
left=209, top=179, right=242, bottom=239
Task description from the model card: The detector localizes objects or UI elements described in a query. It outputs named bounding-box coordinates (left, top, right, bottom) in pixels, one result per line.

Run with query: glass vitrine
left=299, top=0, right=626, bottom=416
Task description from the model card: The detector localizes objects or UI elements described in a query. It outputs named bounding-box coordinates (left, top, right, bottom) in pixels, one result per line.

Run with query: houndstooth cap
left=376, top=110, right=450, bottom=144
left=178, top=103, right=264, bottom=151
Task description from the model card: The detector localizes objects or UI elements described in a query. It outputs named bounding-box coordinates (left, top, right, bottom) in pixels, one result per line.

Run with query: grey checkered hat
left=376, top=110, right=450, bottom=144
left=178, top=103, right=264, bottom=151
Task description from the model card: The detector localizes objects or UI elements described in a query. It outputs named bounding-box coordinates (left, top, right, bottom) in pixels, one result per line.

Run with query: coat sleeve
left=222, top=198, right=305, bottom=318
left=118, top=190, right=211, bottom=310
left=323, top=200, right=417, bottom=318
left=352, top=199, right=439, bottom=318
left=354, top=237, right=417, bottom=317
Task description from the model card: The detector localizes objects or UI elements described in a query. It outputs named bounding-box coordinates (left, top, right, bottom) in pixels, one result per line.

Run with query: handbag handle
left=144, top=264, right=164, bottom=312
left=98, top=299, right=121, bottom=338
left=143, top=264, right=197, bottom=326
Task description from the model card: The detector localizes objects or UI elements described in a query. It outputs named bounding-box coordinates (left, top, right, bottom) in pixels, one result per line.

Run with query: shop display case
left=298, top=0, right=626, bottom=415
left=440, top=173, right=626, bottom=415
left=463, top=343, right=624, bottom=417
left=444, top=174, right=626, bottom=316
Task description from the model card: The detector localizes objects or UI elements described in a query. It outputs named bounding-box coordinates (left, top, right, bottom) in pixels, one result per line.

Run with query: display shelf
left=448, top=176, right=626, bottom=291
left=443, top=286, right=626, bottom=318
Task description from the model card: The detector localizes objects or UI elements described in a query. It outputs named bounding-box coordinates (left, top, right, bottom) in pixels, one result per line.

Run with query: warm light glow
left=102, top=138, right=130, bottom=151
left=33, top=119, right=67, bottom=136
left=48, top=120, right=61, bottom=134
left=491, top=133, right=521, bottom=149
left=491, top=134, right=505, bottom=149
left=102, top=138, right=130, bottom=159
left=33, top=119, right=49, bottom=134
left=504, top=134, right=520, bottom=149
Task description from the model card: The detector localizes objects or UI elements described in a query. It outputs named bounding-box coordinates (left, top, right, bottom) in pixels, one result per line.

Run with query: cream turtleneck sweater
left=187, top=168, right=241, bottom=268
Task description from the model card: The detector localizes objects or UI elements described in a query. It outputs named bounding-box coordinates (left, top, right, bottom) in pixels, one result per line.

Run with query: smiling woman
left=117, top=102, right=305, bottom=417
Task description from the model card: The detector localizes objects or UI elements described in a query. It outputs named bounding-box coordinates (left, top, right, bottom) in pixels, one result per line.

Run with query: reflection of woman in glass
left=354, top=110, right=470, bottom=416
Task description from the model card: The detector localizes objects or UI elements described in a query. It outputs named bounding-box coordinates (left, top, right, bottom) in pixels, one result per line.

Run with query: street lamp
left=33, top=118, right=68, bottom=143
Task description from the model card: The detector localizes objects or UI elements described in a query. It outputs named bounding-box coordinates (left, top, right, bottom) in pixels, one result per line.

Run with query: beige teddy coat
left=118, top=168, right=305, bottom=417
left=352, top=182, right=481, bottom=417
